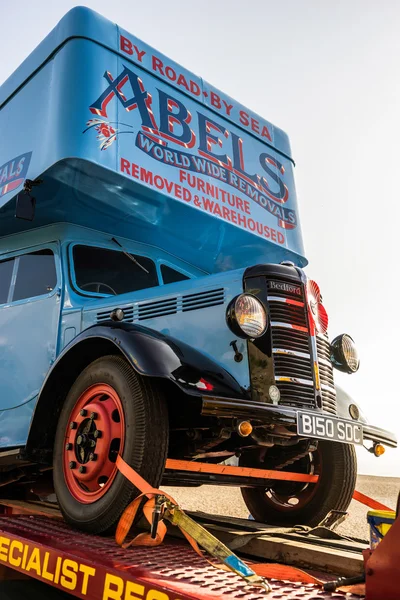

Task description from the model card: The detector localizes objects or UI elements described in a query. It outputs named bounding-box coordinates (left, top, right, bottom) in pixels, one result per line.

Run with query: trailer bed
left=0, top=505, right=364, bottom=600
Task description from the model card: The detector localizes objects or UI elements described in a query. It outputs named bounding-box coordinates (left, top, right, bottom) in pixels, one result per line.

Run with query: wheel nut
left=89, top=453, right=97, bottom=461
left=93, top=430, right=102, bottom=439
left=90, top=411, right=97, bottom=420
left=69, top=461, right=76, bottom=469
left=79, top=466, right=86, bottom=474
left=76, top=435, right=83, bottom=445
left=70, top=421, right=77, bottom=429
left=65, top=443, right=72, bottom=451
left=90, top=440, right=96, bottom=447
left=80, top=409, right=88, bottom=417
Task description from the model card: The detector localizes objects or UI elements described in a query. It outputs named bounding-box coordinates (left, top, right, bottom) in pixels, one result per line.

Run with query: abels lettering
left=89, top=66, right=288, bottom=203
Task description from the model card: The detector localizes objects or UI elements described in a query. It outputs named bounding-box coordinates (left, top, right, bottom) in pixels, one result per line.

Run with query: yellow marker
left=314, top=362, right=320, bottom=391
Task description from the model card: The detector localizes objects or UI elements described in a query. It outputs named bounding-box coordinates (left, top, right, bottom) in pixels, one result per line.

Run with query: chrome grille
left=321, top=387, right=337, bottom=414
left=268, top=280, right=337, bottom=416
left=317, top=334, right=337, bottom=414
left=276, top=381, right=316, bottom=410
left=271, top=326, right=310, bottom=354
left=269, top=300, right=307, bottom=328
left=317, top=336, right=331, bottom=361
left=273, top=353, right=313, bottom=380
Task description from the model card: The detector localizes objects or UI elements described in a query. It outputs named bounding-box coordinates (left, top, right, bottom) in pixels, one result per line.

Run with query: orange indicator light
left=374, top=444, right=385, bottom=457
left=237, top=421, right=253, bottom=437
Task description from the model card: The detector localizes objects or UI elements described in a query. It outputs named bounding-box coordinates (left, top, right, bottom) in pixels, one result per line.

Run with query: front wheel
left=240, top=441, right=357, bottom=526
left=53, top=355, right=169, bottom=534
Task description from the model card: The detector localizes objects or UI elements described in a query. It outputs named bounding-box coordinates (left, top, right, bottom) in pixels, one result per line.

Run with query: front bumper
left=202, top=395, right=398, bottom=449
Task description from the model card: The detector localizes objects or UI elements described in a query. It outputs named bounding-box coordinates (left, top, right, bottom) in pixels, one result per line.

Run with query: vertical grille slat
left=316, top=335, right=337, bottom=414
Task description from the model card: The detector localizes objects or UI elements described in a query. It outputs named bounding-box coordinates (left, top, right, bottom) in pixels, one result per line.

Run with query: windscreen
left=73, top=245, right=158, bottom=295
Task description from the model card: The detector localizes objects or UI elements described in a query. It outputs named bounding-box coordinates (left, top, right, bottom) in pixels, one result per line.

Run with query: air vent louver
left=182, top=288, right=225, bottom=312
left=138, top=297, right=178, bottom=320
left=95, top=288, right=225, bottom=324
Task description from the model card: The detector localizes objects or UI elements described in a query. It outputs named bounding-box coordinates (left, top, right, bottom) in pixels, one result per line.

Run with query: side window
left=13, top=250, right=57, bottom=302
left=161, top=264, right=190, bottom=285
left=0, top=258, right=15, bottom=304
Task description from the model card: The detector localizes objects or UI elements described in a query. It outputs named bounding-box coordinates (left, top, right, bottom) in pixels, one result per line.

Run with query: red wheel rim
left=63, top=384, right=125, bottom=504
left=264, top=450, right=321, bottom=512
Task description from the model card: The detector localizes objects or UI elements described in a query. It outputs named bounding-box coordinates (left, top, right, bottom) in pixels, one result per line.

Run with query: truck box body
left=0, top=7, right=306, bottom=273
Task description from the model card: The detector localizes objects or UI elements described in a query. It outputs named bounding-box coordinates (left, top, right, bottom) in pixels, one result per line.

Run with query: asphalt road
left=165, top=474, right=400, bottom=541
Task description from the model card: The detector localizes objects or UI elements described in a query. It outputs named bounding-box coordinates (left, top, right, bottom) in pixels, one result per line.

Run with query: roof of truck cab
left=0, top=222, right=205, bottom=274
left=0, top=6, right=293, bottom=161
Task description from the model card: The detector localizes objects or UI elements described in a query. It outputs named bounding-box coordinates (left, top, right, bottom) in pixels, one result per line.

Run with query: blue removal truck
left=0, top=7, right=395, bottom=533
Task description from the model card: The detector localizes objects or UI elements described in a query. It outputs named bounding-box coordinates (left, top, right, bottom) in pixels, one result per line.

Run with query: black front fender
left=49, top=323, right=246, bottom=399
left=26, top=323, right=246, bottom=457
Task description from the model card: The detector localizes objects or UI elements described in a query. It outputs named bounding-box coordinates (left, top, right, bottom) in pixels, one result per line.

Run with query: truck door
left=0, top=246, right=61, bottom=415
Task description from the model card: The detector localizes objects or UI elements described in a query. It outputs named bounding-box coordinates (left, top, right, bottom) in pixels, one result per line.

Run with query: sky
left=1, top=0, right=399, bottom=476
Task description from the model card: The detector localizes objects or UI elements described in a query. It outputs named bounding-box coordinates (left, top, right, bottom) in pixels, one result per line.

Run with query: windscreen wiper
left=111, top=237, right=150, bottom=274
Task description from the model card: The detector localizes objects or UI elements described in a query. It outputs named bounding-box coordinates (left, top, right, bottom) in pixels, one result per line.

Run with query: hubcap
left=264, top=451, right=321, bottom=511
left=63, top=384, right=125, bottom=503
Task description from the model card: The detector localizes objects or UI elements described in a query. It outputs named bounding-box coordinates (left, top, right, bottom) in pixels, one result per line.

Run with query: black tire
left=240, top=441, right=357, bottom=526
left=53, top=355, right=168, bottom=534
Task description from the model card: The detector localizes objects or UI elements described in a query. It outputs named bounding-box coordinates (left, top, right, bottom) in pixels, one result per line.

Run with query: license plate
left=297, top=411, right=363, bottom=445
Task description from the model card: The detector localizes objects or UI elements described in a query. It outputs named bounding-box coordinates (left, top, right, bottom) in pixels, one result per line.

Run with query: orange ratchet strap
left=165, top=458, right=393, bottom=511
left=352, top=489, right=392, bottom=512
left=115, top=456, right=332, bottom=593
left=165, top=458, right=319, bottom=483
left=115, top=456, right=271, bottom=592
left=115, top=456, right=388, bottom=596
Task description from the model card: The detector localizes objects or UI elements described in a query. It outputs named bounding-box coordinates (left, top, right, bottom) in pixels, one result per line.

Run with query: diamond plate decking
left=0, top=515, right=362, bottom=600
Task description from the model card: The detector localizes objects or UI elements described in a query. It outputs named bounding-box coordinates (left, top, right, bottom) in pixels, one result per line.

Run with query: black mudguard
left=25, top=323, right=246, bottom=458
left=44, top=322, right=246, bottom=399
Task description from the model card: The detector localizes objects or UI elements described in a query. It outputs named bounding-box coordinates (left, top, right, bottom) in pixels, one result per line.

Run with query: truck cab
left=0, top=7, right=396, bottom=533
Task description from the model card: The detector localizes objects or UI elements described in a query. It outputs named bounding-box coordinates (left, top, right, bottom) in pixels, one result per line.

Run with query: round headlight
left=330, top=334, right=360, bottom=374
left=227, top=294, right=267, bottom=339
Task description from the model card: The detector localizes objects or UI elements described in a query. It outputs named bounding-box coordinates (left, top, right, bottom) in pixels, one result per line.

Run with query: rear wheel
left=53, top=355, right=168, bottom=534
left=240, top=441, right=357, bottom=526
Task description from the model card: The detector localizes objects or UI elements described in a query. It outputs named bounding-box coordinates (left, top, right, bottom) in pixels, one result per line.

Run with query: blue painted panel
left=0, top=244, right=61, bottom=411
left=1, top=7, right=292, bottom=157
left=0, top=7, right=312, bottom=448
left=81, top=268, right=249, bottom=389
left=0, top=397, right=36, bottom=448
left=0, top=8, right=307, bottom=273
